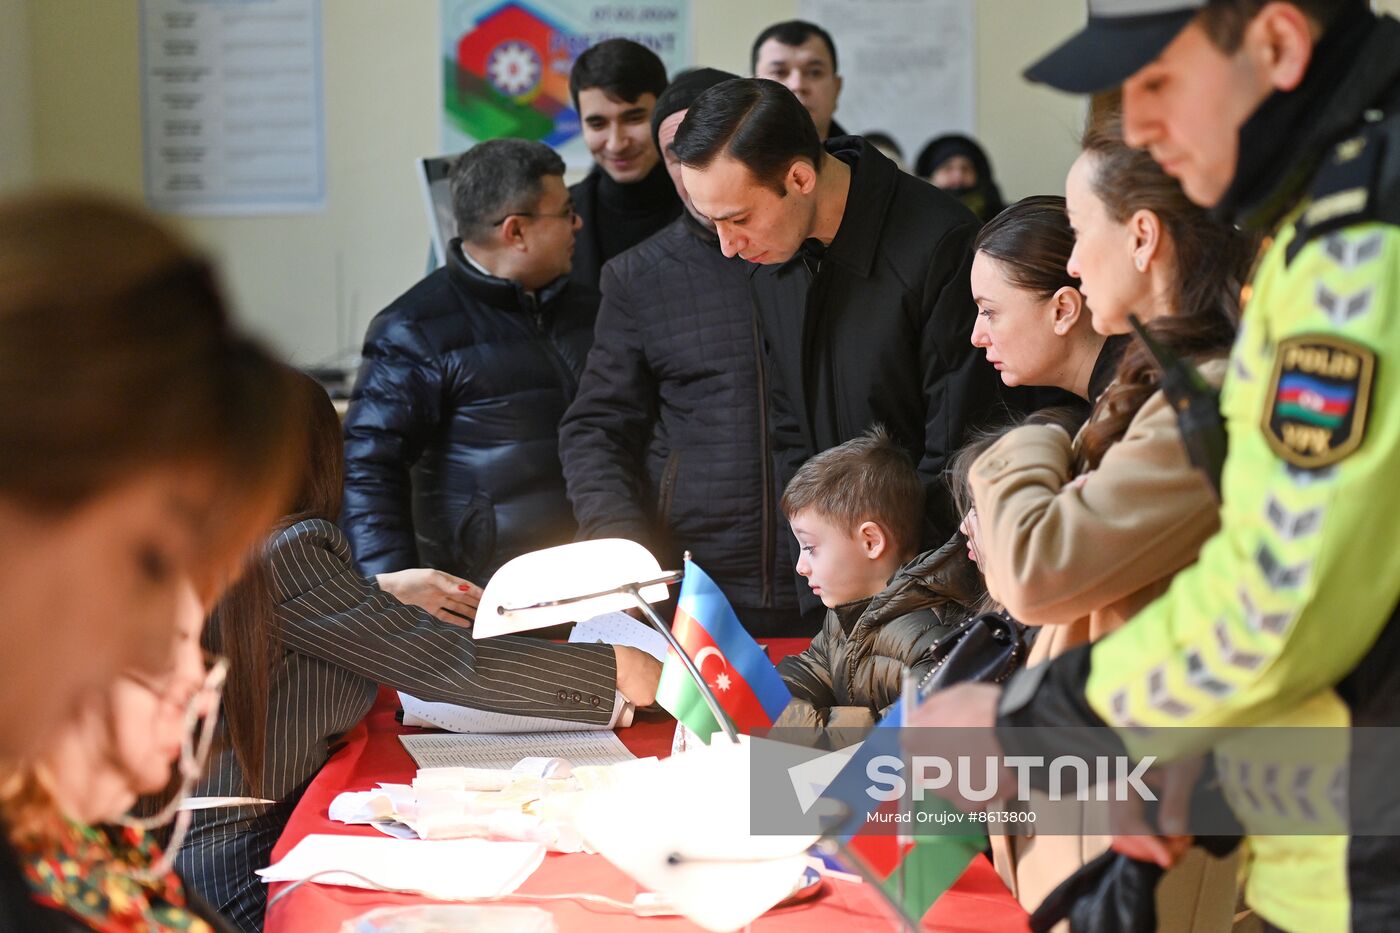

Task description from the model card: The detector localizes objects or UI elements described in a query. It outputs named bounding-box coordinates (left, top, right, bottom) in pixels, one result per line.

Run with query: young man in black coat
left=559, top=68, right=804, bottom=638
left=672, top=79, right=1009, bottom=619
left=567, top=39, right=681, bottom=289
left=342, top=139, right=595, bottom=583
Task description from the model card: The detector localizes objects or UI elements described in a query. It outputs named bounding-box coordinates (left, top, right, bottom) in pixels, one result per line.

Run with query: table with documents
left=263, top=640, right=1031, bottom=932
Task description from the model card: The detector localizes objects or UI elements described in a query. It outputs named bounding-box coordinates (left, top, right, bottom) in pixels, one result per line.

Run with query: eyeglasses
left=119, top=654, right=228, bottom=883
left=490, top=204, right=578, bottom=226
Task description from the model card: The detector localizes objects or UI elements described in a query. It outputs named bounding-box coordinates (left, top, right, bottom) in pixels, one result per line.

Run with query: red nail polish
left=458, top=584, right=472, bottom=592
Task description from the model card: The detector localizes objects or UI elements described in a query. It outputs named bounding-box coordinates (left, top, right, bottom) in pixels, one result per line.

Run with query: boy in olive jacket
left=774, top=426, right=986, bottom=915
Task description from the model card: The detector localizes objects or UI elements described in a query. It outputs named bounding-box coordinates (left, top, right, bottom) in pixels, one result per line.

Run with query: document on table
left=568, top=611, right=669, bottom=661
left=257, top=834, right=544, bottom=900
left=399, top=731, right=635, bottom=770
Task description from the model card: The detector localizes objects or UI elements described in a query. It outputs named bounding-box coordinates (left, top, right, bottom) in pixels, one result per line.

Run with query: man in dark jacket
left=672, top=79, right=1009, bottom=610
left=342, top=139, right=594, bottom=583
left=559, top=68, right=803, bottom=638
left=567, top=39, right=681, bottom=289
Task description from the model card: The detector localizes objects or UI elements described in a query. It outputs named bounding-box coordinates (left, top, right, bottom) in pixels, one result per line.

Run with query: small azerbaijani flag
left=655, top=557, right=792, bottom=744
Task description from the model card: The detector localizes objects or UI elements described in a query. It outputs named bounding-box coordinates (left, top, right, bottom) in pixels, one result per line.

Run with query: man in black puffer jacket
left=560, top=68, right=803, bottom=637
left=343, top=139, right=594, bottom=583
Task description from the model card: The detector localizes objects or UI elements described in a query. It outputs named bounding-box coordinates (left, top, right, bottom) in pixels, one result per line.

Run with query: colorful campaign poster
left=440, top=0, right=692, bottom=167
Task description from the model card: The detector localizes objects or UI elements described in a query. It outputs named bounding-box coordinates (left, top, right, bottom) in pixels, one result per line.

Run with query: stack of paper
left=398, top=730, right=634, bottom=770
left=257, top=835, right=544, bottom=900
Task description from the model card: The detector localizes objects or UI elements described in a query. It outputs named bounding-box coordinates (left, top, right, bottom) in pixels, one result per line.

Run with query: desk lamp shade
left=472, top=539, right=672, bottom=638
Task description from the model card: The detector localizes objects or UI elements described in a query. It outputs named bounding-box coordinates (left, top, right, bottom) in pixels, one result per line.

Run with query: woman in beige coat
left=964, top=108, right=1255, bottom=931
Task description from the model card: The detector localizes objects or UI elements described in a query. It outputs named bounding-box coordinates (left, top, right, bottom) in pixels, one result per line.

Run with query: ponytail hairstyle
left=1075, top=95, right=1255, bottom=470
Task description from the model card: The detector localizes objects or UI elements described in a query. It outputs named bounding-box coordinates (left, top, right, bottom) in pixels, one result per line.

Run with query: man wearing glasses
left=343, top=138, right=597, bottom=584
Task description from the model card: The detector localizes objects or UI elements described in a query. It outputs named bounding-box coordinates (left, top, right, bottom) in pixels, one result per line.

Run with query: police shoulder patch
left=1262, top=335, right=1375, bottom=469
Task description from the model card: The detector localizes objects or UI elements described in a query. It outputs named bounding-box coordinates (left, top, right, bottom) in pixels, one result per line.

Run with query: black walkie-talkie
left=1128, top=314, right=1227, bottom=500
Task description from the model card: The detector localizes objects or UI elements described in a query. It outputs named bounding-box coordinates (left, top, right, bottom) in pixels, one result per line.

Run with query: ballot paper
left=567, top=611, right=669, bottom=661
left=256, top=835, right=545, bottom=900
left=399, top=730, right=634, bottom=770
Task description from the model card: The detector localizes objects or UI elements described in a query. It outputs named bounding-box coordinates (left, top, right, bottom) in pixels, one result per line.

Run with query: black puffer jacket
left=342, top=241, right=597, bottom=581
left=776, top=536, right=982, bottom=732
left=559, top=213, right=799, bottom=633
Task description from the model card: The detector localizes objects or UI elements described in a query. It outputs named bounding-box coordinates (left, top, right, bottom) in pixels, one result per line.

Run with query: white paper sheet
left=568, top=611, right=669, bottom=661
left=256, top=835, right=544, bottom=900
left=399, top=731, right=634, bottom=770
left=139, top=0, right=326, bottom=214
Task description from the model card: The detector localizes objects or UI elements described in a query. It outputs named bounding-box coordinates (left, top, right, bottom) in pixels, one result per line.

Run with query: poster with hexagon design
left=440, top=0, right=692, bottom=168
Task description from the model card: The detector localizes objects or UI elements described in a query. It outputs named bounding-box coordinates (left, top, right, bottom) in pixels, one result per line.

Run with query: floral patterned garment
left=20, top=818, right=213, bottom=933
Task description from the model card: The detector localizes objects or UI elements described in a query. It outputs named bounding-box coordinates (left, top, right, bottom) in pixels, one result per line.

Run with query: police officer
left=910, top=2, right=1400, bottom=930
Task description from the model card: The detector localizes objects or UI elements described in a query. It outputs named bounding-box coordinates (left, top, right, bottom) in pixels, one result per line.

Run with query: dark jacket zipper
left=751, top=310, right=775, bottom=608
left=657, top=451, right=680, bottom=528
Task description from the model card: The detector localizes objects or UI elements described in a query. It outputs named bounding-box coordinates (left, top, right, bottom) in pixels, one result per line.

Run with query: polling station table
left=264, top=639, right=1030, bottom=933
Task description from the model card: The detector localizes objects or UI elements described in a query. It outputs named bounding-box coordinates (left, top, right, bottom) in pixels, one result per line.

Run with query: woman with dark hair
left=181, top=370, right=663, bottom=932
left=961, top=104, right=1254, bottom=930
left=916, top=133, right=1005, bottom=223
left=970, top=194, right=1125, bottom=411
left=0, top=192, right=303, bottom=929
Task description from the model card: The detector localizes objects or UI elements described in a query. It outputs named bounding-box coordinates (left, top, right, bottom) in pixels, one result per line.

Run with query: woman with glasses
left=1, top=582, right=233, bottom=931
left=0, top=193, right=303, bottom=928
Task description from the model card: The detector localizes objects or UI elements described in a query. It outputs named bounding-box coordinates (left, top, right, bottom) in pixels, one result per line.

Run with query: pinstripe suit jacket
left=179, top=518, right=617, bottom=930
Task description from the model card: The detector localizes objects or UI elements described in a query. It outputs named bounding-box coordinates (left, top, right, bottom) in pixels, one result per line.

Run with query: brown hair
left=0, top=192, right=306, bottom=598
left=205, top=369, right=344, bottom=797
left=1197, top=0, right=1346, bottom=52
left=1074, top=101, right=1252, bottom=470
left=973, top=195, right=1078, bottom=300
left=781, top=426, right=924, bottom=558
left=0, top=192, right=304, bottom=834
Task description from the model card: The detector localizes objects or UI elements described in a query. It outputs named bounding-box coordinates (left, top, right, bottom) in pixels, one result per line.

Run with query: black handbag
left=914, top=609, right=1030, bottom=697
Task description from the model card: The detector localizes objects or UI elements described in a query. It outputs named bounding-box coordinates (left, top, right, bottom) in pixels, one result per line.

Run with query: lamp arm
left=497, top=570, right=684, bottom=614
left=623, top=583, right=741, bottom=745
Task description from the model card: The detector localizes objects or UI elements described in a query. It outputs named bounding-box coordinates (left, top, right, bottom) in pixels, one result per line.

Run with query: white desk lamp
left=473, top=538, right=738, bottom=742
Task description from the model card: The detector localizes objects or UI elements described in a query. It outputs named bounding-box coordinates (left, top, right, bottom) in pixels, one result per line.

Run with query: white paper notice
left=399, top=731, right=635, bottom=771
left=140, top=0, right=326, bottom=214
left=798, top=0, right=975, bottom=161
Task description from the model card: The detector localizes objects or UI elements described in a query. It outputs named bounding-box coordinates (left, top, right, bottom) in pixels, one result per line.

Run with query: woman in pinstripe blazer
left=175, top=371, right=662, bottom=932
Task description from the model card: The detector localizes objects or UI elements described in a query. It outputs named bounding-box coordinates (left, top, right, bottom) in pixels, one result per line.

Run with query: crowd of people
left=1, top=1, right=1397, bottom=931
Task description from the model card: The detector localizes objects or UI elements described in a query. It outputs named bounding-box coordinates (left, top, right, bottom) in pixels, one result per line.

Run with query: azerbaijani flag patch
left=1263, top=334, right=1375, bottom=468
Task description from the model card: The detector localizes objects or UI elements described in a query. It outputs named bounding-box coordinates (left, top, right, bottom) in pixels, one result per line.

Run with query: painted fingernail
left=459, top=584, right=474, bottom=592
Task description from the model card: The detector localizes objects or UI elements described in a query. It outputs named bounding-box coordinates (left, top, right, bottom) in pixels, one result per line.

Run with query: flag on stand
left=655, top=557, right=791, bottom=744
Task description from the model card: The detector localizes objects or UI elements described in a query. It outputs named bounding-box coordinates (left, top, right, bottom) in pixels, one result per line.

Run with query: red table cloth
left=264, top=639, right=1028, bottom=932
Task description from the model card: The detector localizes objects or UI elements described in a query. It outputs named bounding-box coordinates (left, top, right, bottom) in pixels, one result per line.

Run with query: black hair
left=750, top=20, right=839, bottom=73
left=568, top=38, right=668, bottom=111
left=671, top=78, right=823, bottom=197
left=450, top=138, right=565, bottom=244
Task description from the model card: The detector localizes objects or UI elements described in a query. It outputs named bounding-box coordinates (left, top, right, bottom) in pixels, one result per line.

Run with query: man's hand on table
left=614, top=645, right=662, bottom=708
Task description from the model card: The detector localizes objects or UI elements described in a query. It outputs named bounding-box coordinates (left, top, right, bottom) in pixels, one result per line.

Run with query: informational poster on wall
left=440, top=0, right=691, bottom=169
left=798, top=0, right=974, bottom=167
left=139, top=0, right=326, bottom=214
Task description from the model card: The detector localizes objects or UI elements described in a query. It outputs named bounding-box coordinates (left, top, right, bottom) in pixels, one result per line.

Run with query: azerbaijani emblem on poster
left=440, top=0, right=692, bottom=167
